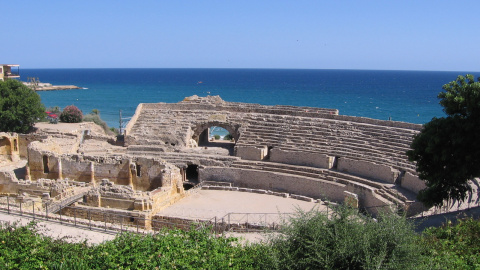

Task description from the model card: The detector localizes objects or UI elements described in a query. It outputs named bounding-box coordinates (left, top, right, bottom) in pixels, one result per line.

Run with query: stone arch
left=0, top=136, right=11, bottom=155
left=191, top=121, right=240, bottom=145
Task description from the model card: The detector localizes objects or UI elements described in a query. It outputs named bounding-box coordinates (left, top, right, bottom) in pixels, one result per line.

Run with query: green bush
left=83, top=113, right=112, bottom=134
left=214, top=134, right=221, bottom=140
left=268, top=206, right=423, bottom=270
left=420, top=217, right=480, bottom=269
left=0, top=222, right=269, bottom=269
left=5, top=209, right=480, bottom=269
left=0, top=80, right=45, bottom=133
left=60, top=105, right=83, bottom=123
left=224, top=134, right=233, bottom=140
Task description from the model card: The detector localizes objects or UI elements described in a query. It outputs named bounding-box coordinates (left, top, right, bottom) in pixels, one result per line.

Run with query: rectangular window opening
left=136, top=164, right=141, bottom=177
left=43, top=155, right=49, bottom=174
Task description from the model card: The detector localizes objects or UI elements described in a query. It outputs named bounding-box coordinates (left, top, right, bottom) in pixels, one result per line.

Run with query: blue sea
left=20, top=68, right=480, bottom=129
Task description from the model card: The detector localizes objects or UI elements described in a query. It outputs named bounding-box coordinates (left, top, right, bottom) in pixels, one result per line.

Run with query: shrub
left=268, top=206, right=424, bottom=270
left=83, top=112, right=112, bottom=134
left=214, top=134, right=221, bottom=140
left=224, top=133, right=233, bottom=140
left=0, top=222, right=268, bottom=269
left=60, top=105, right=83, bottom=123
left=420, top=217, right=480, bottom=269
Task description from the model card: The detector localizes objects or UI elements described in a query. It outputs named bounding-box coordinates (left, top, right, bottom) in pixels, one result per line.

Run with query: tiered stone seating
left=228, top=160, right=414, bottom=207
left=126, top=145, right=240, bottom=167
left=124, top=96, right=423, bottom=215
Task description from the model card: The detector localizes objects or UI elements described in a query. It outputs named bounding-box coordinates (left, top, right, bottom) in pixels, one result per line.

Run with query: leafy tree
left=0, top=79, right=45, bottom=133
left=60, top=105, right=83, bottom=123
left=407, top=74, right=480, bottom=208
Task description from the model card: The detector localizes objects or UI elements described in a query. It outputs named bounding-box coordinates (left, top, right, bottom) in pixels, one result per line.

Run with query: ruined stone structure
left=122, top=95, right=432, bottom=216
left=2, top=95, right=477, bottom=230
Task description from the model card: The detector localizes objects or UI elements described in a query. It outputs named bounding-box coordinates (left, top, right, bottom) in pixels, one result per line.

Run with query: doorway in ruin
left=192, top=122, right=239, bottom=156
left=186, top=164, right=198, bottom=181
left=0, top=137, right=11, bottom=156
left=183, top=164, right=199, bottom=191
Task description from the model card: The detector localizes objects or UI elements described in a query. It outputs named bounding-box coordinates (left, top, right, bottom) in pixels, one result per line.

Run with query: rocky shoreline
left=34, top=85, right=83, bottom=91
left=23, top=82, right=83, bottom=91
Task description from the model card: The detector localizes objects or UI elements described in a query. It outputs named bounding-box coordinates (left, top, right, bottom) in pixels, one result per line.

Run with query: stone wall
left=401, top=172, right=426, bottom=194
left=0, top=171, right=18, bottom=193
left=236, top=146, right=268, bottom=161
left=60, top=205, right=150, bottom=229
left=337, top=157, right=399, bottom=183
left=270, top=149, right=333, bottom=168
left=0, top=133, right=19, bottom=162
left=200, top=167, right=345, bottom=203
left=27, top=145, right=183, bottom=193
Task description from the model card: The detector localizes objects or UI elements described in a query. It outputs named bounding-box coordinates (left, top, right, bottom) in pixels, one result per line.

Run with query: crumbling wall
left=90, top=160, right=130, bottom=186
left=27, top=146, right=61, bottom=180
left=0, top=133, right=19, bottom=162
left=130, top=157, right=167, bottom=191
left=18, top=134, right=47, bottom=159
left=0, top=171, right=19, bottom=193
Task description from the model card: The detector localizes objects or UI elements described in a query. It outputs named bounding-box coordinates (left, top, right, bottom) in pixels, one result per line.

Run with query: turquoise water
left=20, top=68, right=480, bottom=128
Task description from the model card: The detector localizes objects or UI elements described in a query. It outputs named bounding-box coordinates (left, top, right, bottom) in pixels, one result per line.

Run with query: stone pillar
left=134, top=198, right=145, bottom=211
left=57, top=159, right=63, bottom=180
left=90, top=161, right=95, bottom=186
left=128, top=159, right=134, bottom=190
left=25, top=164, right=31, bottom=181
left=344, top=191, right=359, bottom=208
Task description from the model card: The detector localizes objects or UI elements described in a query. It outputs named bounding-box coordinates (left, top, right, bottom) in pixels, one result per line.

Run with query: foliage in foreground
left=268, top=206, right=422, bottom=270
left=0, top=222, right=270, bottom=270
left=421, top=216, right=480, bottom=269
left=407, top=74, right=480, bottom=207
left=59, top=105, right=83, bottom=123
left=2, top=208, right=480, bottom=269
left=0, top=79, right=45, bottom=133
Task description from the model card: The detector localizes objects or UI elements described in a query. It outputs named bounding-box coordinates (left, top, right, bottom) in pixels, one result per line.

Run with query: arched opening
left=193, top=123, right=238, bottom=156
left=0, top=137, right=11, bottom=155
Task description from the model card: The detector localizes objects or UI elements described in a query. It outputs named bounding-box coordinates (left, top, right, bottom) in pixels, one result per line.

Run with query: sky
left=2, top=1, right=479, bottom=71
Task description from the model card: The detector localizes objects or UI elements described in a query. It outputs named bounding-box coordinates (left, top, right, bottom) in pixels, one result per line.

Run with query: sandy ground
left=159, top=189, right=325, bottom=219
left=35, top=121, right=110, bottom=135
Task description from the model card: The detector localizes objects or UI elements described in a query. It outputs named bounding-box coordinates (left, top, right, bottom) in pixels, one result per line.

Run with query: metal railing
left=2, top=194, right=478, bottom=236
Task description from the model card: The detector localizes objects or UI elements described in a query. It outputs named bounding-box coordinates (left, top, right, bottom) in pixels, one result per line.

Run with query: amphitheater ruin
left=0, top=95, right=478, bottom=231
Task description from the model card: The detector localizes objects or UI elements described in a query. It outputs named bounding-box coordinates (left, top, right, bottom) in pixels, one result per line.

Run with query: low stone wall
left=60, top=205, right=149, bottom=229
left=337, top=157, right=399, bottom=183
left=236, top=145, right=267, bottom=161
left=0, top=171, right=18, bottom=193
left=270, top=149, right=333, bottom=168
left=200, top=167, right=345, bottom=203
left=401, top=172, right=426, bottom=194
left=98, top=197, right=135, bottom=210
